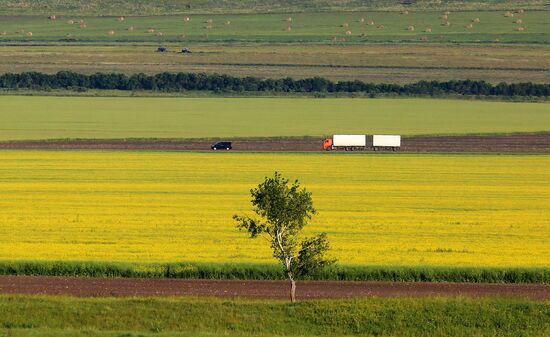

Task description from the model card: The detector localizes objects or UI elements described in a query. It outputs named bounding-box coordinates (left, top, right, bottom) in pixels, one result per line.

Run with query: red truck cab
left=323, top=138, right=333, bottom=151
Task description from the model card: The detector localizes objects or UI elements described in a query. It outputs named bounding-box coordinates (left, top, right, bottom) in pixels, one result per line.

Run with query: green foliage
left=0, top=295, right=549, bottom=337
left=0, top=261, right=548, bottom=283
left=235, top=172, right=334, bottom=286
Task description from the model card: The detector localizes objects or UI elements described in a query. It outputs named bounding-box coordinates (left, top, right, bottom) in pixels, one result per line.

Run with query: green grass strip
left=0, top=261, right=549, bottom=283
left=0, top=295, right=549, bottom=337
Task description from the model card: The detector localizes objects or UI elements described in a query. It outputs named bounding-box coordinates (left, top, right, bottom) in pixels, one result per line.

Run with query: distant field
left=2, top=44, right=548, bottom=83
left=0, top=96, right=549, bottom=140
left=0, top=0, right=546, bottom=15
left=0, top=10, right=547, bottom=44
left=1, top=151, right=548, bottom=267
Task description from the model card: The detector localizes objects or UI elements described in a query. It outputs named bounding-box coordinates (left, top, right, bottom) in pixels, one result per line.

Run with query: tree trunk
left=289, top=277, right=296, bottom=302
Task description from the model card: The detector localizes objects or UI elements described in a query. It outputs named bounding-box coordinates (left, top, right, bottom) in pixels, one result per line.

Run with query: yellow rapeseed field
left=1, top=151, right=549, bottom=267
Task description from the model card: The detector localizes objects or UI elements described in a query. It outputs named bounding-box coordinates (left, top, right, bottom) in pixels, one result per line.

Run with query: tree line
left=0, top=71, right=548, bottom=97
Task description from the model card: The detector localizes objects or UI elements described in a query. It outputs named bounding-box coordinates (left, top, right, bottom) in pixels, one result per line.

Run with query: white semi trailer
left=323, top=134, right=401, bottom=151
left=323, top=135, right=368, bottom=151
left=373, top=135, right=401, bottom=151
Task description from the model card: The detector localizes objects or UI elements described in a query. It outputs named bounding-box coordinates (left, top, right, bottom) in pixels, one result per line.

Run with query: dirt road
left=1, top=276, right=548, bottom=300
left=0, top=134, right=548, bottom=153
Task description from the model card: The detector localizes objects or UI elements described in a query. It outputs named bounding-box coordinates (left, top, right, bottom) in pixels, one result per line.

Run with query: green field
left=0, top=10, right=548, bottom=44
left=1, top=96, right=549, bottom=140
left=0, top=0, right=546, bottom=15
left=1, top=296, right=548, bottom=337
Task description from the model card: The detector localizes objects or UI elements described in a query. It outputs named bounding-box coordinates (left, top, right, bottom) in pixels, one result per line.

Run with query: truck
left=372, top=135, right=401, bottom=151
left=323, top=134, right=401, bottom=151
left=323, top=135, right=368, bottom=151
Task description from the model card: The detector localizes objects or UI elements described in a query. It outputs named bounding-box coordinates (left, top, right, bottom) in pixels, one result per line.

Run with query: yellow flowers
left=1, top=151, right=549, bottom=268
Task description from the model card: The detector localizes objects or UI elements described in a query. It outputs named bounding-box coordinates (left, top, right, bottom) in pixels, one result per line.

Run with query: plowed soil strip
left=1, top=276, right=549, bottom=300
left=1, top=134, right=549, bottom=153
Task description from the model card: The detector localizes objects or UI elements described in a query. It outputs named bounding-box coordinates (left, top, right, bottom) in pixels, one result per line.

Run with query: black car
left=211, top=141, right=232, bottom=150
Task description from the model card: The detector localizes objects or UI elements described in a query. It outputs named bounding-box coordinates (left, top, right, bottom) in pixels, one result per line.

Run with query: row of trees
left=0, top=71, right=548, bottom=97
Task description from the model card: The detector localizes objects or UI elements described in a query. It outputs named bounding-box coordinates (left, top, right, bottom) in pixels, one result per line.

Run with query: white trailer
left=373, top=135, right=401, bottom=151
left=324, top=135, right=368, bottom=151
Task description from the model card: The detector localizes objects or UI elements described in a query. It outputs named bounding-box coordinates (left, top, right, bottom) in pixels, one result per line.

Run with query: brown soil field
left=1, top=134, right=549, bottom=153
left=1, top=276, right=549, bottom=300
left=2, top=44, right=549, bottom=84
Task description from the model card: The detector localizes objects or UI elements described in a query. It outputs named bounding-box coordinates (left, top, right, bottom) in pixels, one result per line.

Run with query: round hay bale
left=441, top=21, right=451, bottom=26
left=79, top=23, right=87, bottom=29
left=117, top=16, right=125, bottom=22
left=49, top=15, right=56, bottom=21
left=425, top=27, right=432, bottom=33
left=515, top=19, right=523, bottom=24
left=401, top=10, right=409, bottom=15
left=345, top=30, right=352, bottom=35
left=206, top=19, right=213, bottom=24
left=444, top=11, right=451, bottom=15
left=516, top=26, right=525, bottom=31
left=78, top=19, right=84, bottom=24
left=127, top=26, right=134, bottom=31
left=517, top=9, right=524, bottom=13
left=495, top=38, right=500, bottom=42
left=67, top=19, right=74, bottom=24
left=504, top=11, right=514, bottom=17
left=466, top=23, right=473, bottom=29
left=407, top=25, right=414, bottom=32
left=359, top=17, right=365, bottom=23
left=156, top=32, right=163, bottom=37
left=286, top=17, right=292, bottom=22
left=286, top=26, right=292, bottom=32
left=108, top=30, right=115, bottom=36
left=0, top=31, right=6, bottom=36
left=147, top=28, right=155, bottom=33
left=473, top=18, right=480, bottom=23
left=421, top=36, right=428, bottom=41
left=367, top=19, right=374, bottom=26
left=26, top=31, right=33, bottom=36
left=342, top=22, right=349, bottom=28
left=184, top=16, right=190, bottom=22
left=377, top=24, right=385, bottom=29
left=441, top=14, right=448, bottom=20
left=225, top=20, right=231, bottom=25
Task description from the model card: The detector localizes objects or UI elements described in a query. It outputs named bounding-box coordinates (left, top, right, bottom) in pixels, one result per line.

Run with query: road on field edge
left=1, top=276, right=549, bottom=300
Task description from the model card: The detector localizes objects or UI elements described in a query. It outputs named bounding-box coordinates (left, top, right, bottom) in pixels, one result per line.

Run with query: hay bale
left=425, top=27, right=432, bottom=33
left=78, top=19, right=84, bottom=24
left=79, top=23, right=87, bottom=29
left=401, top=10, right=409, bottom=15
left=155, top=32, right=163, bottom=37
left=444, top=11, right=451, bottom=15
left=517, top=9, right=524, bottom=13
left=147, top=28, right=155, bottom=33
left=0, top=31, right=6, bottom=36
left=67, top=19, right=74, bottom=24
left=421, top=36, right=428, bottom=41
left=286, top=26, right=292, bottom=32
left=225, top=20, right=231, bottom=25
left=127, top=26, right=134, bottom=32
left=473, top=18, right=480, bottom=23
left=504, top=11, right=514, bottom=17
left=184, top=16, right=190, bottom=22
left=367, top=20, right=374, bottom=26
left=377, top=24, right=385, bottom=29
left=441, top=14, right=448, bottom=20
left=26, top=31, right=33, bottom=36
left=108, top=30, right=115, bottom=36
left=345, top=30, right=352, bottom=35
left=517, top=26, right=525, bottom=31
left=514, top=19, right=523, bottom=24
left=49, top=15, right=56, bottom=21
left=466, top=23, right=473, bottom=29
left=407, top=25, right=414, bottom=32
left=441, top=21, right=451, bottom=26
left=359, top=17, right=365, bottom=23
left=286, top=17, right=292, bottom=22
left=341, top=22, right=349, bottom=28
left=117, top=16, right=125, bottom=22
left=206, top=19, right=213, bottom=24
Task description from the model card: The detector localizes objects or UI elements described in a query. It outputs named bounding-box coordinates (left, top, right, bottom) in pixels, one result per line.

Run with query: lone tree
left=234, top=172, right=335, bottom=302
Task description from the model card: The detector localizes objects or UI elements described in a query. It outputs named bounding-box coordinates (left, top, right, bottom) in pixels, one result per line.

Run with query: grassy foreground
left=0, top=296, right=549, bottom=337
left=1, top=151, right=549, bottom=268
left=1, top=96, right=549, bottom=140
